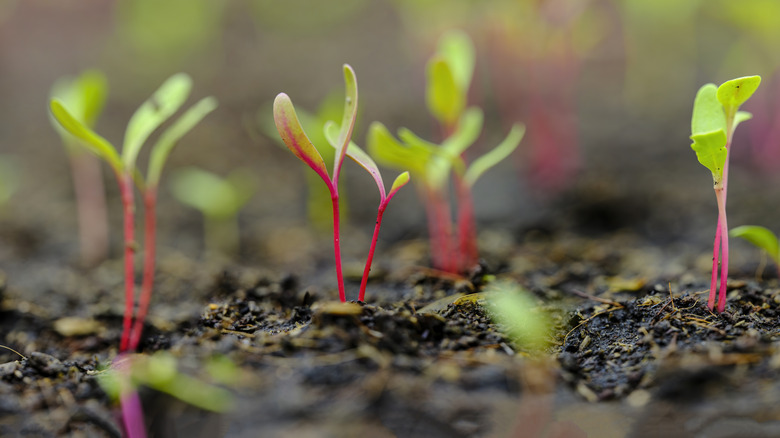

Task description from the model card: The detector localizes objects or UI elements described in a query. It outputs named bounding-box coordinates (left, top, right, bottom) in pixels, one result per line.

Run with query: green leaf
left=332, top=64, right=359, bottom=182
left=691, top=83, right=726, bottom=136
left=733, top=110, right=753, bottom=131
left=50, top=99, right=123, bottom=174
left=464, top=123, right=525, bottom=187
left=387, top=171, right=410, bottom=200
left=77, top=71, right=109, bottom=127
left=170, top=167, right=251, bottom=219
left=486, top=282, right=552, bottom=353
left=426, top=56, right=464, bottom=128
left=123, top=73, right=193, bottom=170
left=441, top=107, right=483, bottom=158
left=147, top=96, right=218, bottom=187
left=690, top=130, right=728, bottom=187
left=367, top=122, right=431, bottom=177
left=730, top=225, right=780, bottom=264
left=324, top=120, right=386, bottom=198
left=273, top=93, right=330, bottom=184
left=437, top=30, right=475, bottom=95
left=716, top=75, right=761, bottom=113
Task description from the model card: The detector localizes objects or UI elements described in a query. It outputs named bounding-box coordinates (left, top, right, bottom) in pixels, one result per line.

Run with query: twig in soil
left=570, top=289, right=623, bottom=307
left=0, top=344, right=26, bottom=360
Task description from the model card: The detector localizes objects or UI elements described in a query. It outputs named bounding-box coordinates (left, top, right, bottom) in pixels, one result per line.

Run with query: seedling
left=730, top=225, right=780, bottom=277
left=170, top=167, right=254, bottom=257
left=486, top=281, right=553, bottom=354
left=274, top=64, right=409, bottom=302
left=690, top=75, right=761, bottom=312
left=50, top=73, right=217, bottom=352
left=368, top=31, right=525, bottom=273
left=49, top=70, right=110, bottom=267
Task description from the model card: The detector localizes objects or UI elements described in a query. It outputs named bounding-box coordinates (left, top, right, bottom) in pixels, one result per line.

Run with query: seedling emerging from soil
left=170, top=167, right=254, bottom=257
left=369, top=31, right=525, bottom=273
left=50, top=73, right=217, bottom=352
left=730, top=225, right=780, bottom=276
left=274, top=65, right=409, bottom=302
left=49, top=70, right=110, bottom=267
left=690, top=75, right=761, bottom=312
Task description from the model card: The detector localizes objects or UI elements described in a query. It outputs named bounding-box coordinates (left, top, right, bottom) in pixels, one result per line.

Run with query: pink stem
left=455, top=180, right=478, bottom=272
left=329, top=188, right=346, bottom=302
left=128, top=189, right=157, bottom=352
left=709, top=217, right=721, bottom=310
left=359, top=204, right=387, bottom=302
left=118, top=172, right=136, bottom=353
left=715, top=188, right=729, bottom=313
left=430, top=191, right=455, bottom=273
left=70, top=151, right=109, bottom=267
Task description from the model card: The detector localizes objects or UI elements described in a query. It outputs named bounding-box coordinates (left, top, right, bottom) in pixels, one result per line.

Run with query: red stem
left=128, top=189, right=157, bottom=352
left=708, top=217, right=721, bottom=310
left=455, top=179, right=478, bottom=273
left=359, top=204, right=387, bottom=302
left=715, top=188, right=729, bottom=313
left=118, top=172, right=136, bottom=353
left=329, top=187, right=346, bottom=302
left=430, top=191, right=455, bottom=273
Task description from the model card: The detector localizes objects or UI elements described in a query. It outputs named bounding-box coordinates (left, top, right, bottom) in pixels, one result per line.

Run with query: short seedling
left=730, top=225, right=780, bottom=277
left=170, top=167, right=254, bottom=257
left=690, top=75, right=761, bottom=312
left=368, top=31, right=525, bottom=273
left=50, top=73, right=217, bottom=352
left=49, top=70, right=110, bottom=267
left=274, top=64, right=409, bottom=302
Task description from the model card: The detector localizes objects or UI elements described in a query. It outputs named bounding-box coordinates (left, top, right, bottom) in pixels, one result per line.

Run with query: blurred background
left=2, top=0, right=780, bottom=277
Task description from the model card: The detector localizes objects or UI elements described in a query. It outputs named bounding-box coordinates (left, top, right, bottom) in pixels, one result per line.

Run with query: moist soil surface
left=3, top=210, right=780, bottom=438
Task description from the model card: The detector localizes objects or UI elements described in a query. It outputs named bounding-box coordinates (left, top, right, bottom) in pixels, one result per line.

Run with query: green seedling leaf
left=50, top=99, right=123, bottom=174
left=690, top=130, right=728, bottom=187
left=50, top=70, right=108, bottom=129
left=733, top=110, right=753, bottom=131
left=324, top=120, right=386, bottom=198
left=437, top=30, right=475, bottom=95
left=730, top=225, right=780, bottom=264
left=691, top=84, right=726, bottom=136
left=273, top=93, right=330, bottom=183
left=716, top=75, right=761, bottom=114
left=123, top=73, right=193, bottom=170
left=332, top=64, right=359, bottom=182
left=388, top=171, right=410, bottom=199
left=486, top=282, right=552, bottom=353
left=147, top=96, right=218, bottom=187
left=441, top=107, right=484, bottom=158
left=170, top=167, right=252, bottom=220
left=367, top=122, right=431, bottom=176
left=426, top=56, right=464, bottom=128
left=464, top=123, right=525, bottom=187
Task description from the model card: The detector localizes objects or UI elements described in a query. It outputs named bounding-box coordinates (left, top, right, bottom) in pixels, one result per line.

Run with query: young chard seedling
left=49, top=70, right=110, bottom=267
left=50, top=73, right=217, bottom=352
left=368, top=31, right=525, bottom=274
left=730, top=225, right=780, bottom=277
left=690, top=75, right=760, bottom=312
left=170, top=167, right=254, bottom=257
left=274, top=64, right=409, bottom=302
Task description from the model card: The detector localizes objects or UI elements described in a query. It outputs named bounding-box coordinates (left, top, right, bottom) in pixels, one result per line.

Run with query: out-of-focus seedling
left=50, top=73, right=217, bottom=352
left=690, top=75, right=761, bottom=312
left=274, top=64, right=409, bottom=302
left=170, top=167, right=254, bottom=257
left=369, top=31, right=525, bottom=273
left=730, top=225, right=780, bottom=277
left=486, top=281, right=553, bottom=354
left=49, top=70, right=110, bottom=267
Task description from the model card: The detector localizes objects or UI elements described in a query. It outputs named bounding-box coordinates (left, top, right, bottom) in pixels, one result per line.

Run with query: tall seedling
left=690, top=75, right=760, bottom=312
left=50, top=73, right=217, bottom=351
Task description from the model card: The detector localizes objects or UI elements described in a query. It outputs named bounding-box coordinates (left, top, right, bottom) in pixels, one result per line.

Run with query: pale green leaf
left=332, top=64, right=359, bottom=182
left=733, top=110, right=753, bottom=131
left=123, top=73, right=193, bottom=170
left=691, top=83, right=726, bottom=136
left=273, top=93, right=330, bottom=183
left=730, top=225, right=780, bottom=264
left=147, top=96, right=217, bottom=187
left=50, top=99, right=123, bottom=174
left=324, top=120, right=385, bottom=198
left=426, top=56, right=464, bottom=128
left=387, top=171, right=410, bottom=199
left=717, top=75, right=761, bottom=113
left=367, top=122, right=430, bottom=177
left=464, top=124, right=525, bottom=187
left=441, top=107, right=483, bottom=158
left=437, top=30, right=475, bottom=94
left=486, top=282, right=552, bottom=353
left=690, top=130, right=727, bottom=186
left=170, top=167, right=247, bottom=219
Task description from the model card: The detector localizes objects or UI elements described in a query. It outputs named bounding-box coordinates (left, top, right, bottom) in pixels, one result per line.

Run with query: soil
left=3, top=197, right=780, bottom=438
